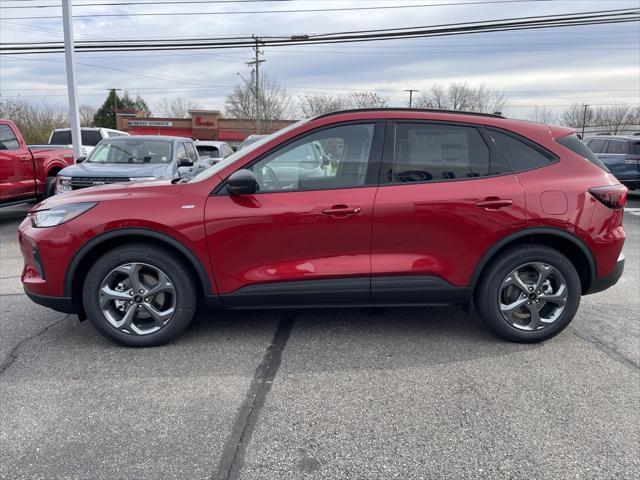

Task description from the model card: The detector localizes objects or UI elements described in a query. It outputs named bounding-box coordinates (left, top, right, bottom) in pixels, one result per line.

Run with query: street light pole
left=404, top=89, right=419, bottom=108
left=61, top=0, right=81, bottom=159
left=581, top=104, right=589, bottom=139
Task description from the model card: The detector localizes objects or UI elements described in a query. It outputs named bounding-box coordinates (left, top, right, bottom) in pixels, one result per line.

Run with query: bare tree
left=561, top=103, right=596, bottom=129
left=225, top=73, right=291, bottom=130
left=78, top=104, right=96, bottom=127
left=297, top=93, right=351, bottom=117
left=414, top=82, right=508, bottom=114
left=594, top=103, right=640, bottom=134
left=349, top=91, right=390, bottom=109
left=528, top=106, right=557, bottom=124
left=0, top=98, right=67, bottom=144
left=156, top=97, right=201, bottom=118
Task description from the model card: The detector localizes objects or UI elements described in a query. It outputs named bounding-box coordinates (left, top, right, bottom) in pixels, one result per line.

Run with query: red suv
left=18, top=110, right=627, bottom=347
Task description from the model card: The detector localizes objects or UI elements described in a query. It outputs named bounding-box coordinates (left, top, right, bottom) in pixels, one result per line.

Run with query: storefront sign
left=128, top=120, right=173, bottom=127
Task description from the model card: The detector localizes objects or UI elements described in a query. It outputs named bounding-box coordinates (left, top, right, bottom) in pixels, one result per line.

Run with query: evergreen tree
left=93, top=90, right=151, bottom=128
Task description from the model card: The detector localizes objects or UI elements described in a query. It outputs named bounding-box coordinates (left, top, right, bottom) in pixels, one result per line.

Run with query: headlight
left=30, top=202, right=96, bottom=228
left=55, top=175, right=72, bottom=194
left=130, top=176, right=157, bottom=182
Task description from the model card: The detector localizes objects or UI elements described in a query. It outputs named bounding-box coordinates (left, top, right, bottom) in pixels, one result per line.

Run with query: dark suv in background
left=584, top=136, right=640, bottom=189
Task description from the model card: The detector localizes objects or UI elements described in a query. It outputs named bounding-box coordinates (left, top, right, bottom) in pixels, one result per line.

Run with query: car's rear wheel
left=475, top=244, right=581, bottom=343
left=82, top=244, right=197, bottom=347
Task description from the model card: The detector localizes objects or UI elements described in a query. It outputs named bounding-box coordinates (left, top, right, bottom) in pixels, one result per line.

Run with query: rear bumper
left=24, top=288, right=75, bottom=314
left=585, top=253, right=625, bottom=295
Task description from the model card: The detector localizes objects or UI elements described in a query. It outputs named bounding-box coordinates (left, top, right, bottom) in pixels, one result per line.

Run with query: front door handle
left=475, top=198, right=513, bottom=210
left=322, top=205, right=361, bottom=216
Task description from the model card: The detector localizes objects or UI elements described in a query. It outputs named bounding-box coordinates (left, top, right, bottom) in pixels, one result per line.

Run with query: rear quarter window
left=488, top=129, right=553, bottom=172
left=556, top=133, right=610, bottom=172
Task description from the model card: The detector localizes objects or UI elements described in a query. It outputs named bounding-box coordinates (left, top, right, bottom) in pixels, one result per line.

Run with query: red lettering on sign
left=195, top=116, right=215, bottom=127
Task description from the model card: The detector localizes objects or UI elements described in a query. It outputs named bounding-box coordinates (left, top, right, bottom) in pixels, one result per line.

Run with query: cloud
left=1, top=0, right=638, bottom=118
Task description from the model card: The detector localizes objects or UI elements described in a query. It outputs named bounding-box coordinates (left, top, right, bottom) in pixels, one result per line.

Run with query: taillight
left=589, top=184, right=628, bottom=209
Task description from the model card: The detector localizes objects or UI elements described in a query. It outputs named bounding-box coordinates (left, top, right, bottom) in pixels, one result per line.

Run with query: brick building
left=115, top=109, right=295, bottom=146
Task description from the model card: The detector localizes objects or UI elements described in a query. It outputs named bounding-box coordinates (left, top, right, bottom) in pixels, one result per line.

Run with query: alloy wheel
left=498, top=262, right=568, bottom=331
left=99, top=262, right=177, bottom=335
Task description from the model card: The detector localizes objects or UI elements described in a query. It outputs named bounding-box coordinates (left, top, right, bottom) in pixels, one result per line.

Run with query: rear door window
left=606, top=140, right=629, bottom=154
left=389, top=123, right=505, bottom=183
left=488, top=129, right=553, bottom=172
left=586, top=138, right=607, bottom=153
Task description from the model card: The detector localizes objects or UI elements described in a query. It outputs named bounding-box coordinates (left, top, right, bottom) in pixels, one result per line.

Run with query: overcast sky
left=1, top=0, right=638, bottom=120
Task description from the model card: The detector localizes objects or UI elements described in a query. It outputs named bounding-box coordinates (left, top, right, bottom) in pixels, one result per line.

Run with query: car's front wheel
left=82, top=244, right=197, bottom=347
left=475, top=244, right=581, bottom=343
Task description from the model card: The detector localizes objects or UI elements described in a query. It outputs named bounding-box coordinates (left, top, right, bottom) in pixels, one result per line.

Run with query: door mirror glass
left=227, top=169, right=258, bottom=195
left=76, top=156, right=86, bottom=163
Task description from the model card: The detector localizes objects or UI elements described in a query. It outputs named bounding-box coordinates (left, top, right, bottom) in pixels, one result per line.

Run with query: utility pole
left=404, top=89, right=419, bottom=108
left=581, top=104, right=589, bottom=139
left=61, top=0, right=81, bottom=159
left=109, top=88, right=122, bottom=128
left=246, top=36, right=265, bottom=134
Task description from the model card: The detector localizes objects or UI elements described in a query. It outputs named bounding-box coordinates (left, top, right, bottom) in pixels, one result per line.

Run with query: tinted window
left=87, top=139, right=173, bottom=164
left=50, top=129, right=103, bottom=146
left=489, top=130, right=552, bottom=171
left=557, top=134, right=609, bottom=172
left=0, top=124, right=20, bottom=150
left=251, top=124, right=375, bottom=192
left=606, top=140, right=629, bottom=154
left=391, top=124, right=498, bottom=183
left=586, top=138, right=607, bottom=153
left=196, top=145, right=220, bottom=158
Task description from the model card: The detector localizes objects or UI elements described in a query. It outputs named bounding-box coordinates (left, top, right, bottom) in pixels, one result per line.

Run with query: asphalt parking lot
left=1, top=194, right=638, bottom=480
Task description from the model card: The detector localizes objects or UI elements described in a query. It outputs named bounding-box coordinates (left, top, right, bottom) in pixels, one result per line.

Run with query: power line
left=0, top=0, right=294, bottom=8
left=0, top=0, right=599, bottom=19
left=2, top=9, right=637, bottom=54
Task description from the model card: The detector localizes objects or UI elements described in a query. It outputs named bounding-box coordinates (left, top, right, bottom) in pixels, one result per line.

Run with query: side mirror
left=178, top=158, right=193, bottom=167
left=227, top=169, right=257, bottom=195
left=76, top=156, right=86, bottom=163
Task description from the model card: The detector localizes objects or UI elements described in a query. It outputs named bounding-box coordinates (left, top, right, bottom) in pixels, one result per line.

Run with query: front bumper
left=24, top=288, right=75, bottom=314
left=585, top=253, right=625, bottom=295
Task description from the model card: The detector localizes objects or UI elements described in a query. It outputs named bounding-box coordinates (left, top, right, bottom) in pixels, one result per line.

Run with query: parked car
left=49, top=127, right=129, bottom=157
left=0, top=120, right=74, bottom=207
left=20, top=109, right=626, bottom=347
left=55, top=135, right=201, bottom=194
left=194, top=140, right=233, bottom=162
left=584, top=136, right=640, bottom=190
left=237, top=134, right=267, bottom=150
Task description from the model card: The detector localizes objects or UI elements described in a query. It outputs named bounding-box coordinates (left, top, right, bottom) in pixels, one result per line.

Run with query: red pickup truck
left=0, top=119, right=75, bottom=207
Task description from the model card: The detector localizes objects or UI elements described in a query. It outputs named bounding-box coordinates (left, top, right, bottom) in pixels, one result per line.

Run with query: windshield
left=188, top=120, right=308, bottom=183
left=88, top=139, right=173, bottom=164
left=50, top=129, right=103, bottom=146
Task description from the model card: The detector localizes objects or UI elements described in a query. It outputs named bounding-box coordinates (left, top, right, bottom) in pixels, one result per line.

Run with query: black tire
left=82, top=244, right=197, bottom=347
left=45, top=176, right=56, bottom=198
left=475, top=244, right=581, bottom=343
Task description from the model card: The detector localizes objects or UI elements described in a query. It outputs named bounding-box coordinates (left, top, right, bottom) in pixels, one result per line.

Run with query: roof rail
left=313, top=108, right=505, bottom=120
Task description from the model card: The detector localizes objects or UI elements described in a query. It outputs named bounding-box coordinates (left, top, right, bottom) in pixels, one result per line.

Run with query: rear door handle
left=322, top=205, right=361, bottom=216
left=475, top=199, right=513, bottom=210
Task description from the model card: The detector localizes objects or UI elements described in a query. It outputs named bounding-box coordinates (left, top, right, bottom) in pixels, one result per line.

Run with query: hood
left=32, top=178, right=181, bottom=211
left=59, top=161, right=177, bottom=179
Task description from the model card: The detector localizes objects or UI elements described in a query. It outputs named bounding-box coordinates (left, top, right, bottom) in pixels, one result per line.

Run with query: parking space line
left=214, top=314, right=295, bottom=480
left=624, top=208, right=640, bottom=216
